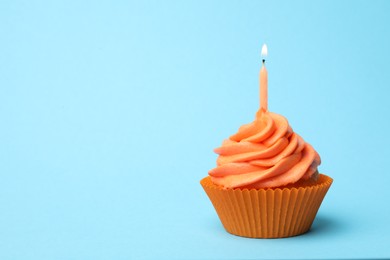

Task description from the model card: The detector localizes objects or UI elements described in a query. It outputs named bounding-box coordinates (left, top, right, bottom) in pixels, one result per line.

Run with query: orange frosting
left=209, top=110, right=321, bottom=189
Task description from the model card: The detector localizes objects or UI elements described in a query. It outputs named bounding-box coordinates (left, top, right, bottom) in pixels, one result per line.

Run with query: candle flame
left=261, top=44, right=268, bottom=59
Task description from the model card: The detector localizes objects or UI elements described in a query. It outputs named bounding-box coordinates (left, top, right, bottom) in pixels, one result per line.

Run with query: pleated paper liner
left=200, top=174, right=333, bottom=238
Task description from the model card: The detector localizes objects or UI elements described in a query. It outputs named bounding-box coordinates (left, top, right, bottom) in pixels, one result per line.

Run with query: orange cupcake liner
left=200, top=174, right=333, bottom=238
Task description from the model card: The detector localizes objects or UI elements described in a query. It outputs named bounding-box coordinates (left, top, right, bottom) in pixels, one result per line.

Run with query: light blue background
left=1, top=0, right=389, bottom=259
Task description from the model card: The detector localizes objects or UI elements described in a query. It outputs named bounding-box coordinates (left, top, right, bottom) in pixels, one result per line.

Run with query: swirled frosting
left=209, top=110, right=321, bottom=189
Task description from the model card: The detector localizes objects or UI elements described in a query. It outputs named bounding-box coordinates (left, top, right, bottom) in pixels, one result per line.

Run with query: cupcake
left=200, top=45, right=332, bottom=238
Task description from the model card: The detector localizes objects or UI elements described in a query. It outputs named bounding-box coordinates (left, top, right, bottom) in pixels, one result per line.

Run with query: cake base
left=200, top=174, right=333, bottom=238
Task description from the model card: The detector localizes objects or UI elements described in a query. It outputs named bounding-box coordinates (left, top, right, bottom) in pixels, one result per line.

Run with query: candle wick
left=262, top=59, right=265, bottom=64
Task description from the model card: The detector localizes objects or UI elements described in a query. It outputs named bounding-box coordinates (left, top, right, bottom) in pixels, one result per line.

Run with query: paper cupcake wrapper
left=200, top=174, right=333, bottom=238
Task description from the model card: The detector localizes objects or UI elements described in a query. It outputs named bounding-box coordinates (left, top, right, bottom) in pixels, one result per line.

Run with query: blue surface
left=1, top=0, right=390, bottom=259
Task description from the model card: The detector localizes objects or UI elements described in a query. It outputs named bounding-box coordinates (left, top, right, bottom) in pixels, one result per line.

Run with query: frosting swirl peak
left=209, top=110, right=321, bottom=189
